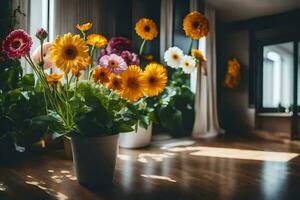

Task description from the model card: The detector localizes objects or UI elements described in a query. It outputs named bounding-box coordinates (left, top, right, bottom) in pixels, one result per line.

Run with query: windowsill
left=257, top=113, right=292, bottom=117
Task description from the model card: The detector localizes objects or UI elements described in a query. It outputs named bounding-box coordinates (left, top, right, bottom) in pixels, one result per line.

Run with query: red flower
left=106, top=37, right=132, bottom=54
left=2, top=29, right=32, bottom=59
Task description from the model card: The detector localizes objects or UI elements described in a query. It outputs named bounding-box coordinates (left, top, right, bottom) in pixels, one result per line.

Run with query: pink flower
left=120, top=50, right=140, bottom=65
left=2, top=29, right=32, bottom=59
left=99, top=54, right=128, bottom=74
left=35, top=28, right=48, bottom=41
left=32, top=42, right=53, bottom=69
left=106, top=37, right=132, bottom=54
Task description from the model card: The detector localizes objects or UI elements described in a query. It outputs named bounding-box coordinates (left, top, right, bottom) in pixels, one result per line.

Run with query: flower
left=191, top=49, right=206, bottom=62
left=120, top=50, right=140, bottom=65
left=87, top=34, right=108, bottom=48
left=46, top=73, right=63, bottom=85
left=183, top=11, right=209, bottom=40
left=98, top=54, right=128, bottom=74
left=106, top=37, right=132, bottom=54
left=180, top=55, right=196, bottom=74
left=135, top=18, right=158, bottom=40
left=93, top=66, right=110, bottom=84
left=142, top=63, right=167, bottom=97
left=76, top=22, right=92, bottom=32
left=144, top=54, right=154, bottom=62
left=223, top=58, right=241, bottom=88
left=120, top=65, right=145, bottom=102
left=107, top=74, right=123, bottom=92
left=35, top=28, right=48, bottom=41
left=227, top=58, right=240, bottom=76
left=32, top=42, right=53, bottom=69
left=72, top=67, right=82, bottom=77
left=164, top=47, right=183, bottom=69
left=50, top=33, right=90, bottom=73
left=2, top=29, right=32, bottom=59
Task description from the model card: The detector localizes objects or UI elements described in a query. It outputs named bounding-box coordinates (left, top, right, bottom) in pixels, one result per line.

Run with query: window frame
left=256, top=37, right=300, bottom=113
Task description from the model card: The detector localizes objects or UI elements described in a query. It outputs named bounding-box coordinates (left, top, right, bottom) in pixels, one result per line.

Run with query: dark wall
left=217, top=24, right=255, bottom=134
left=131, top=0, right=161, bottom=59
left=216, top=9, right=300, bottom=135
left=0, top=0, right=11, bottom=39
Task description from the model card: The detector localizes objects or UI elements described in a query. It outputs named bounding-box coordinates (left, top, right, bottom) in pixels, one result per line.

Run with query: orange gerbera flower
left=46, top=73, right=63, bottom=85
left=76, top=22, right=92, bottom=32
left=183, top=11, right=209, bottom=39
left=191, top=49, right=206, bottom=62
left=135, top=18, right=158, bottom=41
left=87, top=34, right=108, bottom=48
left=107, top=74, right=123, bottom=92
left=120, top=65, right=145, bottom=102
left=93, top=66, right=110, bottom=84
left=142, top=63, right=167, bottom=97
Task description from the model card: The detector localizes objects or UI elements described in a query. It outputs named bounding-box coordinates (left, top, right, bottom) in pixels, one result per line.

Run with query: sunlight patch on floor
left=25, top=175, right=69, bottom=200
left=166, top=146, right=298, bottom=162
left=138, top=153, right=176, bottom=163
left=141, top=174, right=176, bottom=182
left=0, top=182, right=7, bottom=191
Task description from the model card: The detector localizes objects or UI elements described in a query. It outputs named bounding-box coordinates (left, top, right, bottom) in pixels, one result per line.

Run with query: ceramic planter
left=119, top=123, right=152, bottom=148
left=71, top=134, right=119, bottom=187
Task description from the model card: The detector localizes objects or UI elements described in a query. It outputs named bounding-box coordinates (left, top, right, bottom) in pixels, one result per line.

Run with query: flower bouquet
left=95, top=18, right=167, bottom=148
left=2, top=17, right=167, bottom=185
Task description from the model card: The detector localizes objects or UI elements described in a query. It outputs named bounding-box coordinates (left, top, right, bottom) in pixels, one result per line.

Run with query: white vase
left=119, top=124, right=152, bottom=148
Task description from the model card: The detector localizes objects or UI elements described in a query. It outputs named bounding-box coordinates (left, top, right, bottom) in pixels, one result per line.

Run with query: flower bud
left=35, top=28, right=48, bottom=41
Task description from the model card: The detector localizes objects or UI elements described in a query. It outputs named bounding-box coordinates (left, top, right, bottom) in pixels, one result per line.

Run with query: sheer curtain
left=50, top=0, right=116, bottom=37
left=160, top=0, right=173, bottom=62
left=192, top=3, right=222, bottom=138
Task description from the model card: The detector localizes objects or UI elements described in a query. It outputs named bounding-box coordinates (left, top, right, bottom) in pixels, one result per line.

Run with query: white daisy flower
left=180, top=55, right=196, bottom=74
left=164, top=47, right=183, bottom=68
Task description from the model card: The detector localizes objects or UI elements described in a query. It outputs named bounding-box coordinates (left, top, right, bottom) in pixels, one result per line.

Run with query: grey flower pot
left=71, top=134, right=119, bottom=187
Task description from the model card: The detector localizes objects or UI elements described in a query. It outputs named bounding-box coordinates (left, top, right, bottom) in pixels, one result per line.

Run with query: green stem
left=40, top=40, right=44, bottom=69
left=188, top=39, right=193, bottom=55
left=139, top=39, right=146, bottom=56
left=88, top=45, right=96, bottom=80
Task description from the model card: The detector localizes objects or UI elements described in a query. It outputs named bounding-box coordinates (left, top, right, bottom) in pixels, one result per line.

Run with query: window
left=262, top=42, right=293, bottom=111
left=257, top=40, right=300, bottom=113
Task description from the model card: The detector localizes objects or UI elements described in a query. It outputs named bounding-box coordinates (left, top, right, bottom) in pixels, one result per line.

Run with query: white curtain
left=50, top=0, right=116, bottom=37
left=12, top=0, right=31, bottom=73
left=192, top=4, right=222, bottom=138
left=160, top=0, right=173, bottom=62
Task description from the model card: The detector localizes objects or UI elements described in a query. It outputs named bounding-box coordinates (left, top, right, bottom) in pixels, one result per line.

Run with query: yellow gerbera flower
left=46, top=73, right=63, bottom=85
left=76, top=22, right=92, bottom=32
left=50, top=33, right=90, bottom=73
left=142, top=63, right=167, bottom=97
left=120, top=65, right=145, bottom=102
left=183, top=11, right=209, bottom=40
left=135, top=18, right=158, bottom=41
left=87, top=34, right=108, bottom=48
left=191, top=49, right=206, bottom=62
left=107, top=74, right=123, bottom=92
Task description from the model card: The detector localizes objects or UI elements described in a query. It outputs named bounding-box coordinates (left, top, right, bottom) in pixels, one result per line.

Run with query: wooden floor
left=1, top=136, right=300, bottom=200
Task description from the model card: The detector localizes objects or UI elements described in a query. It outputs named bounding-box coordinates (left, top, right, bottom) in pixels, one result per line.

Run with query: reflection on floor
left=1, top=137, right=300, bottom=200
left=167, top=146, right=298, bottom=162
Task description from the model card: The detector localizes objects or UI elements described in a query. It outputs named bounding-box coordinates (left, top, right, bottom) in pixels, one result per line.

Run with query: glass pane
left=298, top=42, right=300, bottom=106
left=262, top=42, right=293, bottom=111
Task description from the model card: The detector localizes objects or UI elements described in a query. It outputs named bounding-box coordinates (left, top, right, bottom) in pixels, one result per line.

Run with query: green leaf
left=159, top=105, right=185, bottom=136
left=21, top=74, right=35, bottom=89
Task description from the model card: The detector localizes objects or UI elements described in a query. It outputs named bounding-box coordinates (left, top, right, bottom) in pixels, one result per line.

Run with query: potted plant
left=157, top=11, right=209, bottom=137
left=0, top=46, right=52, bottom=162
left=2, top=20, right=168, bottom=186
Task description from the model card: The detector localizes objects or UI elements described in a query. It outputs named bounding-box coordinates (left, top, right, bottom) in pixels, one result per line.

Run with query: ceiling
left=204, top=0, right=300, bottom=22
